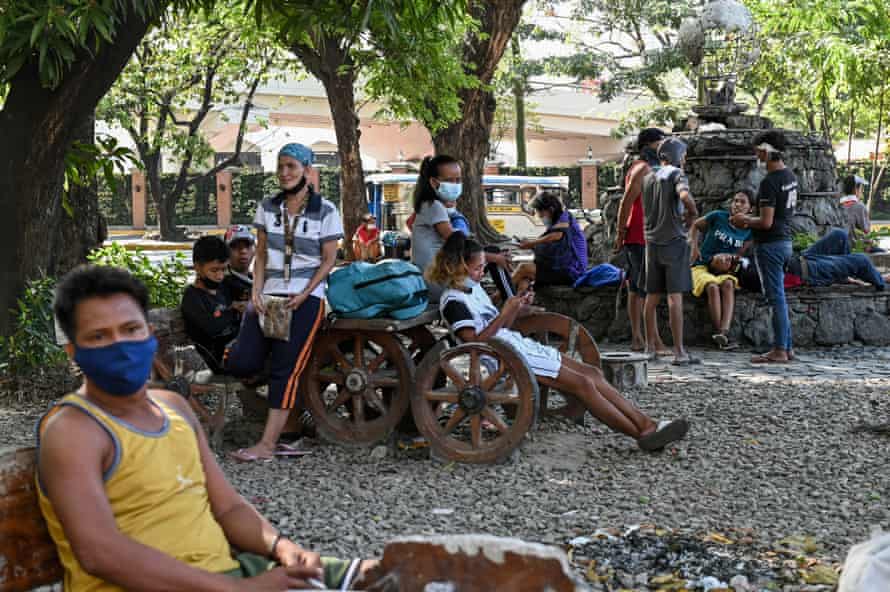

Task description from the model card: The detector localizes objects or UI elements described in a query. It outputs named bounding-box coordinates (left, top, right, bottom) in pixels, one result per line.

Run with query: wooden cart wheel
left=412, top=339, right=538, bottom=464
left=512, top=313, right=600, bottom=421
left=305, top=330, right=414, bottom=445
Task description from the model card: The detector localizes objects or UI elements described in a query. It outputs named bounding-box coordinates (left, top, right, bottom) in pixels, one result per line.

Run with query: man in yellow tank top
left=38, top=265, right=374, bottom=591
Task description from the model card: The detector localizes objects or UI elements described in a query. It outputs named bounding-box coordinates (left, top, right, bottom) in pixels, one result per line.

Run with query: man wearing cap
left=731, top=130, right=798, bottom=364
left=641, top=137, right=699, bottom=365
left=352, top=213, right=382, bottom=261
left=224, top=143, right=343, bottom=461
left=839, top=175, right=875, bottom=244
left=614, top=127, right=671, bottom=353
left=223, top=224, right=255, bottom=306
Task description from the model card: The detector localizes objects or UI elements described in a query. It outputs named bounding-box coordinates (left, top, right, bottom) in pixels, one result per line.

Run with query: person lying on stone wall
left=687, top=189, right=754, bottom=350
left=39, top=265, right=376, bottom=592
left=428, top=232, right=689, bottom=452
left=783, top=228, right=888, bottom=290
left=716, top=229, right=889, bottom=293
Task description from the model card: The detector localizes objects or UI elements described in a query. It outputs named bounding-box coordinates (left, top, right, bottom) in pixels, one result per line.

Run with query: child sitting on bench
left=180, top=236, right=242, bottom=373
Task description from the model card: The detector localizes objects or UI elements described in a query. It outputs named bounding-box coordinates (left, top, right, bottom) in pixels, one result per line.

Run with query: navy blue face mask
left=74, top=336, right=158, bottom=397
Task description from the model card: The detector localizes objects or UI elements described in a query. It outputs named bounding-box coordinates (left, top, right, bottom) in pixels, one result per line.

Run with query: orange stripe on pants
left=282, top=302, right=325, bottom=409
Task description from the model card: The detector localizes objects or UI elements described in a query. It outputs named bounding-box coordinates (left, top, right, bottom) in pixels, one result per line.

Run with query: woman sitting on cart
left=427, top=232, right=689, bottom=451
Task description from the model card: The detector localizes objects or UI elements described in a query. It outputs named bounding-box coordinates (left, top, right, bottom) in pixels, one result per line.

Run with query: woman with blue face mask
left=410, top=155, right=511, bottom=303
left=427, top=232, right=689, bottom=452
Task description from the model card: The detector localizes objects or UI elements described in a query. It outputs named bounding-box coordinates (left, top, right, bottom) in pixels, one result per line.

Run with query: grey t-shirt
left=843, top=199, right=870, bottom=236
left=642, top=165, right=690, bottom=245
left=411, top=200, right=450, bottom=272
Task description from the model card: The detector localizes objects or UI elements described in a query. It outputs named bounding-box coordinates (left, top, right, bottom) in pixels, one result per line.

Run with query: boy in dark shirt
left=222, top=224, right=254, bottom=305
left=181, top=236, right=241, bottom=373
left=731, top=130, right=798, bottom=363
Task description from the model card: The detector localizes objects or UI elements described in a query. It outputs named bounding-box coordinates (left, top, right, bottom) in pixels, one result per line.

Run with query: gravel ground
left=5, top=346, right=890, bottom=590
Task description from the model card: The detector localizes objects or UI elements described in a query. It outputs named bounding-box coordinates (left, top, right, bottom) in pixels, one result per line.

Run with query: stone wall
left=535, top=284, right=890, bottom=349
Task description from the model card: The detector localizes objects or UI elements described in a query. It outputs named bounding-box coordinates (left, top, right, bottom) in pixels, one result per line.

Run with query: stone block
left=816, top=298, right=857, bottom=345
left=366, top=535, right=586, bottom=592
left=790, top=310, right=817, bottom=347
left=743, top=304, right=774, bottom=349
left=601, top=352, right=649, bottom=389
left=855, top=311, right=890, bottom=346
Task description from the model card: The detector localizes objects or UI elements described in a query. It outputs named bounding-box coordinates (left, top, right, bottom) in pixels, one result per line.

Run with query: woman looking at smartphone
left=427, top=232, right=689, bottom=451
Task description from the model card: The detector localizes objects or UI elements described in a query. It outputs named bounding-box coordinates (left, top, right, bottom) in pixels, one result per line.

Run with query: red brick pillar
left=131, top=169, right=146, bottom=229
left=579, top=159, right=600, bottom=209
left=216, top=170, right=232, bottom=228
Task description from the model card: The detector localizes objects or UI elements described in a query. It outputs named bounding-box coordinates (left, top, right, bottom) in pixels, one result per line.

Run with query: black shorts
left=645, top=238, right=692, bottom=294
left=623, top=243, right=646, bottom=295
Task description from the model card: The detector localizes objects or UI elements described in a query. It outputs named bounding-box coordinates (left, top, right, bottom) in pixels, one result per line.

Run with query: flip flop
left=671, top=355, right=701, bottom=366
left=275, top=442, right=312, bottom=457
left=750, top=354, right=790, bottom=364
left=228, top=448, right=273, bottom=463
left=638, top=419, right=690, bottom=452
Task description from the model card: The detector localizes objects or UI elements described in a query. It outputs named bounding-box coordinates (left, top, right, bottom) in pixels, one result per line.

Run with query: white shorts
left=495, top=328, right=562, bottom=379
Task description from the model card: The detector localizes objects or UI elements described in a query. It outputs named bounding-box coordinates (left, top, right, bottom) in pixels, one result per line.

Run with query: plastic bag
left=259, top=295, right=292, bottom=341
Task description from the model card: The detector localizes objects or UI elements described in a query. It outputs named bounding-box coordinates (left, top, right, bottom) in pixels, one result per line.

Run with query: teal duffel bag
left=326, top=260, right=429, bottom=320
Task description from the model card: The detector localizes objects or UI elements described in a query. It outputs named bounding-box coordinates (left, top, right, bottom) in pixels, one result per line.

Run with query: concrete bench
left=0, top=448, right=62, bottom=592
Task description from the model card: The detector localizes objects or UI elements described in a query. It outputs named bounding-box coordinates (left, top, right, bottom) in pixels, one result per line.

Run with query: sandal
left=671, top=355, right=702, bottom=366
left=275, top=442, right=312, bottom=457
left=750, top=353, right=790, bottom=364
left=638, top=419, right=690, bottom=452
left=228, top=448, right=274, bottom=463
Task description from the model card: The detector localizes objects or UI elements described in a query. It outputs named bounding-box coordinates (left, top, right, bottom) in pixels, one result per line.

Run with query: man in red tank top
left=614, top=128, right=670, bottom=354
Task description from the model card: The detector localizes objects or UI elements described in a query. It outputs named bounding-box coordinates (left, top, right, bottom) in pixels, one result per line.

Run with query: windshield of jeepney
left=485, top=185, right=567, bottom=214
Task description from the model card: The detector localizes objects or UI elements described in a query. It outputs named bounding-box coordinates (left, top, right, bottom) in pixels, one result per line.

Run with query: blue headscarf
left=278, top=143, right=314, bottom=166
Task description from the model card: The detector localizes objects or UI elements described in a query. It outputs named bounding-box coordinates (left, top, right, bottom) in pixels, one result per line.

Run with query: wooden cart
left=304, top=310, right=600, bottom=464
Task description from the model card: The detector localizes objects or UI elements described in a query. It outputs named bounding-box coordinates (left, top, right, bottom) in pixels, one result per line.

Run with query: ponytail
left=426, top=232, right=483, bottom=289
left=413, top=154, right=459, bottom=213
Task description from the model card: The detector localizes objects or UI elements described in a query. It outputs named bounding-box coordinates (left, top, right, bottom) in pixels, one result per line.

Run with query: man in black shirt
left=731, top=130, right=798, bottom=363
left=181, top=236, right=241, bottom=373
left=222, top=224, right=255, bottom=305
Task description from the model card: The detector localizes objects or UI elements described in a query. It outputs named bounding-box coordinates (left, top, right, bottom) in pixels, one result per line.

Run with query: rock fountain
left=589, top=0, right=845, bottom=264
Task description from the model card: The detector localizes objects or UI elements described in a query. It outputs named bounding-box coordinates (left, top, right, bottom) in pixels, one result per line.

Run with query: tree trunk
left=847, top=105, right=855, bottom=165
left=292, top=40, right=367, bottom=260
left=868, top=84, right=885, bottom=216
left=143, top=151, right=185, bottom=241
left=0, top=6, right=159, bottom=335
left=49, top=114, right=107, bottom=276
left=512, top=36, right=527, bottom=169
left=433, top=0, right=527, bottom=245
